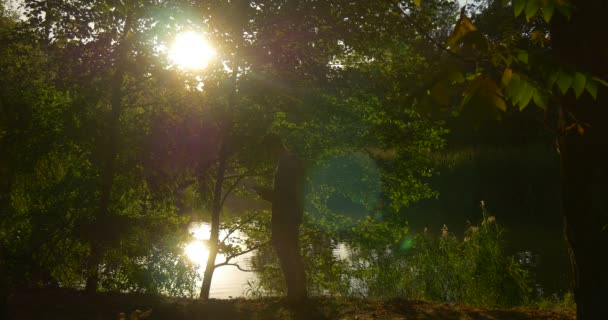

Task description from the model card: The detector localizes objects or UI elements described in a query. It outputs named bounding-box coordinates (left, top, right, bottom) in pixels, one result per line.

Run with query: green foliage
left=409, top=209, right=532, bottom=306
left=509, top=0, right=572, bottom=21
left=2, top=0, right=568, bottom=305
left=441, top=0, right=607, bottom=120
left=534, top=290, right=575, bottom=310
left=249, top=200, right=533, bottom=307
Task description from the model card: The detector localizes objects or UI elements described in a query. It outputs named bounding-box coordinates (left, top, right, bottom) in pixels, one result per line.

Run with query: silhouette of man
left=271, top=152, right=307, bottom=303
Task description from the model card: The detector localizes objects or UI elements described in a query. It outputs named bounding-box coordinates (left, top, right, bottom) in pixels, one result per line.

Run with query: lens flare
left=169, top=31, right=215, bottom=70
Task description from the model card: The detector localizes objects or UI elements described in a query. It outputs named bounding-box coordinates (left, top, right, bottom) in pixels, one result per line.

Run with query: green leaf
left=502, top=0, right=510, bottom=7
left=556, top=71, right=573, bottom=94
left=490, top=93, right=508, bottom=112
left=507, top=74, right=523, bottom=105
left=514, top=0, right=526, bottom=17
left=414, top=0, right=421, bottom=7
left=525, top=0, right=541, bottom=21
left=533, top=90, right=548, bottom=109
left=592, top=76, right=608, bottom=87
left=516, top=50, right=528, bottom=64
left=519, top=85, right=535, bottom=110
left=572, top=72, right=586, bottom=98
left=542, top=2, right=555, bottom=22
left=586, top=80, right=598, bottom=99
left=501, top=68, right=513, bottom=86
left=547, top=71, right=559, bottom=89
left=509, top=76, right=525, bottom=106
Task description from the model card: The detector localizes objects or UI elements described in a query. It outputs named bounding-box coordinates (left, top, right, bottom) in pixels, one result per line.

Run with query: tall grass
left=405, top=203, right=532, bottom=306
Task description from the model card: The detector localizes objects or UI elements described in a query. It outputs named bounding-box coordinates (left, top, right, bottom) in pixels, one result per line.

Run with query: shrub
left=407, top=203, right=533, bottom=306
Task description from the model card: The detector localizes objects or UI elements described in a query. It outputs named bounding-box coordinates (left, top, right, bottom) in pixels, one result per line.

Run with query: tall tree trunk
left=552, top=3, right=608, bottom=318
left=559, top=116, right=608, bottom=319
left=199, top=142, right=227, bottom=299
left=85, top=15, right=133, bottom=293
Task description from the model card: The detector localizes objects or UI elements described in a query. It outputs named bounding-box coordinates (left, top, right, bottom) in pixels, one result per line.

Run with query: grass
left=7, top=288, right=575, bottom=320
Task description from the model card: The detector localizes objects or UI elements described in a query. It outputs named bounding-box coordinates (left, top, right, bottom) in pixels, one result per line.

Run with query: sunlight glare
left=185, top=241, right=209, bottom=266
left=169, top=31, right=216, bottom=70
left=190, top=223, right=211, bottom=240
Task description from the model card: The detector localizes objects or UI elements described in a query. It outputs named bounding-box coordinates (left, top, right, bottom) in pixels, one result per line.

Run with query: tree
left=13, top=0, right=202, bottom=294
left=549, top=3, right=608, bottom=318
left=0, top=3, right=73, bottom=314
left=436, top=0, right=608, bottom=317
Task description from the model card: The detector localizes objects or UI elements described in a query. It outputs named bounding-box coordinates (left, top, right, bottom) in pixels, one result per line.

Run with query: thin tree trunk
left=85, top=15, right=133, bottom=293
left=199, top=51, right=240, bottom=299
left=552, top=3, right=608, bottom=318
left=199, top=142, right=228, bottom=299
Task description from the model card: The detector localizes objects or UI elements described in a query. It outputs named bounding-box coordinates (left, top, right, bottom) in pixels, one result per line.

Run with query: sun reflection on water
left=184, top=223, right=212, bottom=266
left=184, top=241, right=209, bottom=266
left=183, top=222, right=257, bottom=298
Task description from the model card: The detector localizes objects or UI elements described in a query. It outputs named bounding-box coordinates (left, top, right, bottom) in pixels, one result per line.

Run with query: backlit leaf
left=572, top=72, right=586, bottom=98
left=490, top=92, right=508, bottom=112
left=501, top=68, right=513, bottom=86
left=414, top=0, right=421, bottom=7
left=514, top=0, right=526, bottom=17
left=556, top=71, right=573, bottom=94
left=577, top=124, right=584, bottom=136
left=525, top=0, right=541, bottom=21
left=533, top=90, right=548, bottom=109
left=547, top=71, right=559, bottom=89
left=447, top=10, right=478, bottom=50
left=516, top=50, right=528, bottom=64
left=519, top=85, right=535, bottom=110
left=586, top=80, right=598, bottom=99
left=542, top=2, right=555, bottom=22
left=508, top=75, right=524, bottom=106
left=461, top=75, right=506, bottom=123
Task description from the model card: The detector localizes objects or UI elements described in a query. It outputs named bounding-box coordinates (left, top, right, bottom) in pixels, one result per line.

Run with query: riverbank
left=6, top=288, right=575, bottom=320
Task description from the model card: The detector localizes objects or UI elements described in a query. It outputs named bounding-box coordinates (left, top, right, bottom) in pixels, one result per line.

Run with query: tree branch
left=397, top=5, right=466, bottom=61
left=215, top=240, right=271, bottom=267
left=220, top=212, right=262, bottom=244
left=219, top=173, right=249, bottom=212
left=214, top=262, right=259, bottom=272
left=224, top=169, right=274, bottom=180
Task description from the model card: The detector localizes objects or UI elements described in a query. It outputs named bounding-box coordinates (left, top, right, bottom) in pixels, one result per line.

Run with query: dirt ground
left=6, top=288, right=576, bottom=320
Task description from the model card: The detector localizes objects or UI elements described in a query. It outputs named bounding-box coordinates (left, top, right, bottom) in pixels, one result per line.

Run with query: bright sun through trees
left=169, top=31, right=215, bottom=70
left=185, top=223, right=211, bottom=266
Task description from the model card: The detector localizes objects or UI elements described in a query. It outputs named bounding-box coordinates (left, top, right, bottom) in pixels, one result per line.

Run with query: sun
left=169, top=31, right=216, bottom=70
